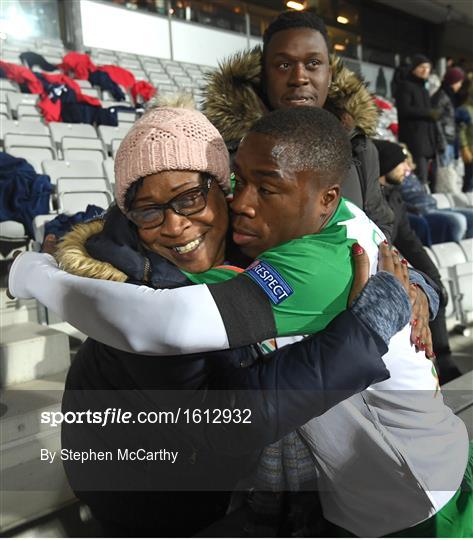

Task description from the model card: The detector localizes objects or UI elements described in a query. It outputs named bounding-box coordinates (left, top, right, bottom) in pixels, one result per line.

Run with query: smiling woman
left=126, top=171, right=228, bottom=273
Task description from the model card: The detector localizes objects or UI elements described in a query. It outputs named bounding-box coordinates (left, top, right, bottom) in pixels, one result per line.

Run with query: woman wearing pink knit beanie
left=108, top=105, right=232, bottom=274
left=38, top=105, right=242, bottom=535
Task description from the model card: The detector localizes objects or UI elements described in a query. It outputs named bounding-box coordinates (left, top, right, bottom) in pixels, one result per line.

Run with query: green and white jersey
left=184, top=198, right=468, bottom=530
left=184, top=198, right=443, bottom=394
left=185, top=198, right=382, bottom=338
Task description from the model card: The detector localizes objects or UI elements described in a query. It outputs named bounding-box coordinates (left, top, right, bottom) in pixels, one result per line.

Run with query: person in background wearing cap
left=431, top=66, right=466, bottom=173
left=374, top=139, right=466, bottom=384
left=9, top=104, right=407, bottom=537
left=11, top=105, right=473, bottom=538
left=395, top=54, right=439, bottom=187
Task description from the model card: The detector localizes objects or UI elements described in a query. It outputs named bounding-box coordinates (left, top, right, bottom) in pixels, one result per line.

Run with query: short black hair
left=260, top=11, right=331, bottom=106
left=263, top=11, right=330, bottom=52
left=247, top=106, right=352, bottom=185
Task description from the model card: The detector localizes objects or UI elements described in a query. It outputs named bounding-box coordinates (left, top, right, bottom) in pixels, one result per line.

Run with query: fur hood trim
left=56, top=220, right=128, bottom=283
left=146, top=92, right=195, bottom=110
left=203, top=46, right=379, bottom=142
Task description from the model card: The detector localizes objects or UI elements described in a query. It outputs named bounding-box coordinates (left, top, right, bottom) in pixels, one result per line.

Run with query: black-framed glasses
left=127, top=176, right=214, bottom=229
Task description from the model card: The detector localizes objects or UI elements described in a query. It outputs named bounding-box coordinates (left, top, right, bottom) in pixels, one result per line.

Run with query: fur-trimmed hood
left=55, top=206, right=195, bottom=289
left=56, top=220, right=128, bottom=282
left=203, top=46, right=379, bottom=143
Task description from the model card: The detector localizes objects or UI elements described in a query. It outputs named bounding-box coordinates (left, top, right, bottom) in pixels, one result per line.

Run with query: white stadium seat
left=0, top=220, right=27, bottom=239
left=98, top=125, right=131, bottom=152
left=0, top=79, right=19, bottom=94
left=1, top=119, right=49, bottom=141
left=7, top=148, right=54, bottom=173
left=120, top=59, right=141, bottom=70
left=438, top=267, right=455, bottom=318
left=431, top=242, right=467, bottom=267
left=6, top=93, right=38, bottom=118
left=144, top=65, right=166, bottom=75
left=449, top=262, right=473, bottom=314
left=150, top=73, right=174, bottom=85
left=102, top=158, right=115, bottom=188
left=16, top=104, right=42, bottom=120
left=4, top=134, right=55, bottom=170
left=43, top=160, right=104, bottom=185
left=432, top=193, right=452, bottom=209
left=80, top=87, right=101, bottom=99
left=58, top=190, right=112, bottom=215
left=56, top=177, right=112, bottom=196
left=76, top=80, right=92, bottom=89
left=460, top=238, right=473, bottom=261
left=62, top=137, right=106, bottom=164
left=0, top=103, right=9, bottom=120
left=4, top=133, right=54, bottom=149
left=49, top=122, right=98, bottom=148
left=449, top=192, right=470, bottom=208
left=117, top=110, right=136, bottom=125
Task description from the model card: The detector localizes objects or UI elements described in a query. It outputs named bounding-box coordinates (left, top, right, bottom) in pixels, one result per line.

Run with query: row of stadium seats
left=1, top=119, right=130, bottom=167
left=432, top=192, right=473, bottom=211
left=425, top=240, right=473, bottom=326
left=1, top=41, right=209, bottom=104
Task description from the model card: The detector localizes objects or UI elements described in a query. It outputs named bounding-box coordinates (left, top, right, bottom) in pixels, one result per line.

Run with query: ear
left=321, top=184, right=340, bottom=210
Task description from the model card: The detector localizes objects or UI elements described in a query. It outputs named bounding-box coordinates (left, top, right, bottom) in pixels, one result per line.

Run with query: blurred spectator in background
left=391, top=58, right=410, bottom=98
left=400, top=144, right=473, bottom=244
left=431, top=67, right=465, bottom=169
left=374, top=139, right=461, bottom=383
left=458, top=79, right=473, bottom=192
left=395, top=54, right=438, bottom=186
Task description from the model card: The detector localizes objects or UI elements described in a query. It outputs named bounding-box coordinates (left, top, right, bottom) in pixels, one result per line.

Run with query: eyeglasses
left=127, top=176, right=213, bottom=229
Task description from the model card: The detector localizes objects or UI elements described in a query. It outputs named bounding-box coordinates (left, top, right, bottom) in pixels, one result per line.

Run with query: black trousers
left=414, top=155, right=438, bottom=192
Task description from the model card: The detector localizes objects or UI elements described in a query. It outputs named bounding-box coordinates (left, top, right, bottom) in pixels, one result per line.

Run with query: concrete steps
left=1, top=322, right=70, bottom=387
left=0, top=288, right=39, bottom=326
left=0, top=371, right=75, bottom=534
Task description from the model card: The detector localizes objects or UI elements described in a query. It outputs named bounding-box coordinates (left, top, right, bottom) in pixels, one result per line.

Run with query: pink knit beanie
left=114, top=107, right=231, bottom=212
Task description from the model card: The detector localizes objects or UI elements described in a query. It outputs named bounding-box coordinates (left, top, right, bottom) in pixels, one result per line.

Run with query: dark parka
left=396, top=72, right=437, bottom=158
left=431, top=83, right=457, bottom=149
left=202, top=48, right=394, bottom=240
left=56, top=211, right=389, bottom=535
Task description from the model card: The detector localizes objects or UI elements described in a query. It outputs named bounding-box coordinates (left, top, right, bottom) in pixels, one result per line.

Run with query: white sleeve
left=8, top=252, right=230, bottom=355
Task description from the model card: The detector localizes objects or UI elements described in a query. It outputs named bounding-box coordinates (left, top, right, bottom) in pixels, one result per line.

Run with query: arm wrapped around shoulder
left=350, top=271, right=411, bottom=345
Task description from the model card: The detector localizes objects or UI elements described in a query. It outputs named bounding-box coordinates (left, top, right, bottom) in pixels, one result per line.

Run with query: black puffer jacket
left=396, top=73, right=437, bottom=158
left=57, top=208, right=390, bottom=534
left=202, top=48, right=394, bottom=241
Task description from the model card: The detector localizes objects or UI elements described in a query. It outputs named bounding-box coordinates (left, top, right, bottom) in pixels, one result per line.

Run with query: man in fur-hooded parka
left=203, top=10, right=394, bottom=240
